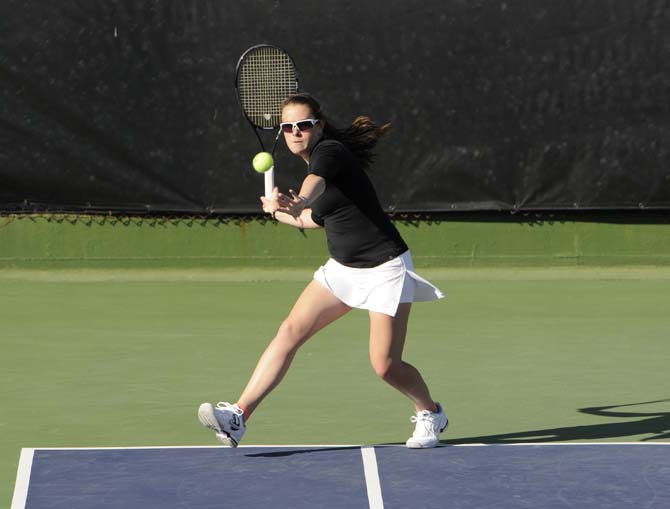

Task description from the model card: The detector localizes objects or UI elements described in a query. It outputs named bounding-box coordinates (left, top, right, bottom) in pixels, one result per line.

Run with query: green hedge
left=1, top=214, right=669, bottom=269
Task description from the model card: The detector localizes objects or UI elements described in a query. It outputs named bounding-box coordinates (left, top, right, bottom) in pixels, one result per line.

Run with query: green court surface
left=2, top=267, right=670, bottom=506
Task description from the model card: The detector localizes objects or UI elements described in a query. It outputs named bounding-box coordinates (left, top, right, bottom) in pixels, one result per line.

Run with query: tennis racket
left=234, top=44, right=299, bottom=198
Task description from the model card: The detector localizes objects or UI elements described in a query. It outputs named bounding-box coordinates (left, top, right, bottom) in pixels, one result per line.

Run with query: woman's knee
left=274, top=318, right=309, bottom=350
left=371, top=357, right=402, bottom=381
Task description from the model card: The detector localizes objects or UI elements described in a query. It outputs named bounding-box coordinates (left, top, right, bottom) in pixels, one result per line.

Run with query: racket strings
left=238, top=47, right=297, bottom=128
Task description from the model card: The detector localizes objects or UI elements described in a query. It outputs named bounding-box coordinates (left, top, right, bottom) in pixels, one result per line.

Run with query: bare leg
left=237, top=280, right=351, bottom=418
left=368, top=303, right=436, bottom=412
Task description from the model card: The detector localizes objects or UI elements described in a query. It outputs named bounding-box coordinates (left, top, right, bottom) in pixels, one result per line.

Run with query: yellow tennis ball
left=252, top=152, right=274, bottom=173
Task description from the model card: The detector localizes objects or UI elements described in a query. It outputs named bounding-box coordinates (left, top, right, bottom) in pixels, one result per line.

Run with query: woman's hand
left=260, top=186, right=280, bottom=216
left=259, top=186, right=321, bottom=230
left=276, top=189, right=308, bottom=218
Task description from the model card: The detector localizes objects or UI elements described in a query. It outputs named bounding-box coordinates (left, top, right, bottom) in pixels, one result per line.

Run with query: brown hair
left=281, top=93, right=391, bottom=170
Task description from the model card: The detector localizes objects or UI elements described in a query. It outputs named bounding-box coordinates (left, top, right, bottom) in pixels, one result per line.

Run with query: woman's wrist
left=297, top=195, right=309, bottom=213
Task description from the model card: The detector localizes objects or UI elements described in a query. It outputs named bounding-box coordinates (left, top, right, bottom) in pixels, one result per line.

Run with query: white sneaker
left=405, top=403, right=448, bottom=449
left=198, top=402, right=246, bottom=447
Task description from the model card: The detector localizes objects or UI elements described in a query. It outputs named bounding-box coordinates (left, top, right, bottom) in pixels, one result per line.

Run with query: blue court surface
left=12, top=443, right=670, bottom=508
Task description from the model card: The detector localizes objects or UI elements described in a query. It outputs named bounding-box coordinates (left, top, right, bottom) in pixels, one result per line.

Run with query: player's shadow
left=244, top=446, right=361, bottom=458
left=441, top=399, right=670, bottom=445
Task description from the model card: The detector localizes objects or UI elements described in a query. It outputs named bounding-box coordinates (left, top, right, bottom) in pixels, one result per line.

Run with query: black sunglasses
left=280, top=119, right=320, bottom=133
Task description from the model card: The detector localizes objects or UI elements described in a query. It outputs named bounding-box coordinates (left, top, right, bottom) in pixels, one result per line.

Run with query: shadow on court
left=442, top=399, right=670, bottom=445
left=244, top=446, right=361, bottom=458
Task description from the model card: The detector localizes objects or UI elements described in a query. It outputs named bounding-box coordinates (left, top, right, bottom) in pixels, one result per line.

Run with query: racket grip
left=264, top=167, right=274, bottom=198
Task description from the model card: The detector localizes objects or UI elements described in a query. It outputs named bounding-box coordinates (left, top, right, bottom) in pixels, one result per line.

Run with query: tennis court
left=3, top=1, right=670, bottom=507
left=13, top=443, right=670, bottom=508
left=3, top=267, right=670, bottom=507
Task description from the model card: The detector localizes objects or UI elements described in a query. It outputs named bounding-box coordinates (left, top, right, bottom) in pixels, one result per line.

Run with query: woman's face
left=281, top=103, right=323, bottom=161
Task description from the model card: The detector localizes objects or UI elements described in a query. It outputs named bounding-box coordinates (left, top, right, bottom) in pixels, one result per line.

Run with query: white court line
left=447, top=442, right=670, bottom=447
left=361, top=446, right=384, bottom=509
left=16, top=443, right=363, bottom=450
left=22, top=441, right=670, bottom=450
left=11, top=448, right=34, bottom=509
left=16, top=441, right=670, bottom=451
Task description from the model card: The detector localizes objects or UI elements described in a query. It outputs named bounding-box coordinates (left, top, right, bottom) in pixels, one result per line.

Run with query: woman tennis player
left=198, top=93, right=447, bottom=448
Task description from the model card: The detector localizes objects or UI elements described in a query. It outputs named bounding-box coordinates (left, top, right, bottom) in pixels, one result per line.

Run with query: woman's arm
left=272, top=207, right=321, bottom=229
left=293, top=174, right=326, bottom=205
left=277, top=174, right=326, bottom=218
left=261, top=174, right=326, bottom=228
left=260, top=177, right=324, bottom=229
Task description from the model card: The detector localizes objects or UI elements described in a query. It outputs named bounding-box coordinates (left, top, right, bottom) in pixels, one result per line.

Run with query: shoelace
left=215, top=402, right=244, bottom=416
left=410, top=410, right=438, bottom=436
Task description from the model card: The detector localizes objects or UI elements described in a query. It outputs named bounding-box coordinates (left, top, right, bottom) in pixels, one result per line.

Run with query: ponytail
left=323, top=116, right=390, bottom=170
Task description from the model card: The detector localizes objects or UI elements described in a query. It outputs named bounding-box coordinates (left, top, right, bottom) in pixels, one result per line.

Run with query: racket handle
left=264, top=167, right=274, bottom=198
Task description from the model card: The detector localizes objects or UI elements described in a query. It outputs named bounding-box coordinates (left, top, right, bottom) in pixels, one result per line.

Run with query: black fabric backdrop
left=1, top=0, right=669, bottom=214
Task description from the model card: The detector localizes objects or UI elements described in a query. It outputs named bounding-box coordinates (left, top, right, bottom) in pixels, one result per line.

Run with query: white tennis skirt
left=313, top=250, right=444, bottom=317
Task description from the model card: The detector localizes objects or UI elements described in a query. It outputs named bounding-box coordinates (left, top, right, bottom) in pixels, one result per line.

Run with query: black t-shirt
left=308, top=139, right=408, bottom=268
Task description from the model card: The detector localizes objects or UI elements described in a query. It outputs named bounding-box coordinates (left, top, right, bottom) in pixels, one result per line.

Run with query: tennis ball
left=252, top=152, right=274, bottom=173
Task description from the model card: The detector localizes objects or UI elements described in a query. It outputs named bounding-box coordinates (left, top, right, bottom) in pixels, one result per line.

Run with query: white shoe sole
left=406, top=439, right=440, bottom=449
left=215, top=432, right=238, bottom=447
left=198, top=403, right=239, bottom=448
